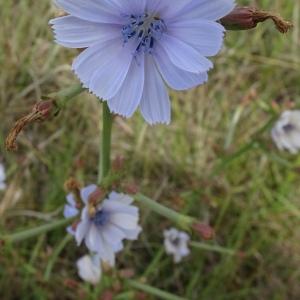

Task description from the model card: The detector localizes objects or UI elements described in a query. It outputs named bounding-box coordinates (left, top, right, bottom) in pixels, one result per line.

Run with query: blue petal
left=75, top=220, right=90, bottom=245
left=167, top=20, right=225, bottom=57
left=73, top=39, right=133, bottom=100
left=154, top=44, right=208, bottom=90
left=171, top=0, right=235, bottom=21
left=64, top=204, right=79, bottom=219
left=66, top=225, right=76, bottom=236
left=80, top=184, right=98, bottom=204
left=50, top=16, right=121, bottom=48
left=88, top=41, right=134, bottom=100
left=158, top=34, right=213, bottom=73
left=147, top=0, right=192, bottom=18
left=112, top=0, right=146, bottom=15
left=66, top=193, right=76, bottom=206
left=72, top=39, right=122, bottom=90
left=108, top=54, right=145, bottom=118
left=55, top=0, right=123, bottom=24
left=140, top=55, right=170, bottom=125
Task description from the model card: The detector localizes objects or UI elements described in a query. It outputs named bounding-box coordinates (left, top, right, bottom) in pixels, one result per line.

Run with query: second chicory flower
left=64, top=185, right=142, bottom=266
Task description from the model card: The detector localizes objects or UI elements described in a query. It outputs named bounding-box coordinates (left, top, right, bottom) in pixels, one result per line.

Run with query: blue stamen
left=93, top=210, right=109, bottom=226
left=121, top=13, right=166, bottom=55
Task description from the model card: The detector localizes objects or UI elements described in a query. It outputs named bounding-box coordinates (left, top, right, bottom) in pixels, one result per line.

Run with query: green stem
left=98, top=102, right=113, bottom=185
left=190, top=241, right=237, bottom=256
left=127, top=280, right=189, bottom=300
left=1, top=218, right=71, bottom=243
left=142, top=247, right=165, bottom=278
left=135, top=193, right=194, bottom=229
left=44, top=234, right=73, bottom=281
left=48, top=84, right=84, bottom=111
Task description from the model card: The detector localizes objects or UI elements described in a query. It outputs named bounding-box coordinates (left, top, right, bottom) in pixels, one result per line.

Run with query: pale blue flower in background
left=164, top=228, right=190, bottom=263
left=50, top=0, right=235, bottom=124
left=0, top=163, right=6, bottom=191
left=272, top=110, right=300, bottom=154
left=77, top=254, right=102, bottom=285
left=73, top=190, right=141, bottom=266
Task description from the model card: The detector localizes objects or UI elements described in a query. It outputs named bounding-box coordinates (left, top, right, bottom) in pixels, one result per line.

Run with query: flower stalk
left=134, top=193, right=194, bottom=229
left=126, top=279, right=189, bottom=300
left=190, top=241, right=237, bottom=256
left=1, top=218, right=71, bottom=243
left=98, top=102, right=113, bottom=185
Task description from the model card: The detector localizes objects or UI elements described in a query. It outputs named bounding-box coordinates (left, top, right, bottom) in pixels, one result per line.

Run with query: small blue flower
left=50, top=0, right=235, bottom=125
left=64, top=185, right=142, bottom=266
left=75, top=191, right=141, bottom=266
left=164, top=228, right=190, bottom=263
left=271, top=110, right=300, bottom=154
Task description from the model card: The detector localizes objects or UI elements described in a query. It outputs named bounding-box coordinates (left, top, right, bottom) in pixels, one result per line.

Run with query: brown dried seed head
left=64, top=178, right=82, bottom=192
left=5, top=100, right=56, bottom=151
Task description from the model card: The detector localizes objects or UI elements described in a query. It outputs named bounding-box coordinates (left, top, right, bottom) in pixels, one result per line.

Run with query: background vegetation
left=0, top=0, right=299, bottom=299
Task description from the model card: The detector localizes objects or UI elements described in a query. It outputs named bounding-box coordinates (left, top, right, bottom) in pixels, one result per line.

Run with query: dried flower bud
left=220, top=6, right=293, bottom=33
left=64, top=178, right=81, bottom=193
left=5, top=100, right=56, bottom=151
left=101, top=290, right=114, bottom=300
left=71, top=220, right=80, bottom=232
left=63, top=278, right=80, bottom=289
left=118, top=268, right=135, bottom=279
left=192, top=223, right=215, bottom=240
left=124, top=182, right=139, bottom=195
left=112, top=155, right=125, bottom=171
left=135, top=292, right=148, bottom=300
left=88, top=187, right=105, bottom=205
left=64, top=178, right=82, bottom=203
left=32, top=100, right=55, bottom=120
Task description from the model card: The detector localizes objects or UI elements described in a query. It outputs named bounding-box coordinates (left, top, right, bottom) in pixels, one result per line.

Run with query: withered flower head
left=5, top=100, right=55, bottom=151
left=220, top=6, right=293, bottom=33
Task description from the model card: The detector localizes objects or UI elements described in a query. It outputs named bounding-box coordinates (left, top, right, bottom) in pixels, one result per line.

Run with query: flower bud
left=220, top=6, right=293, bottom=33
left=221, top=7, right=257, bottom=30
left=192, top=223, right=215, bottom=240
left=32, top=100, right=55, bottom=120
left=124, top=182, right=139, bottom=195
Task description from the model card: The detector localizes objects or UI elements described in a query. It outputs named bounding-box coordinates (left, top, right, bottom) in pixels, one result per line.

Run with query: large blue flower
left=50, top=0, right=235, bottom=124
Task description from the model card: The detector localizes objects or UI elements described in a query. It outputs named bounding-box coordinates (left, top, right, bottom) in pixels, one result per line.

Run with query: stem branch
left=135, top=193, right=194, bottom=229
left=1, top=218, right=71, bottom=243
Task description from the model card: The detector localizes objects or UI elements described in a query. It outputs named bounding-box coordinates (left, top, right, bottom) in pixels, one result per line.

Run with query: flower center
left=283, top=123, right=294, bottom=133
left=121, top=13, right=166, bottom=55
left=93, top=210, right=110, bottom=226
left=171, top=237, right=181, bottom=246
